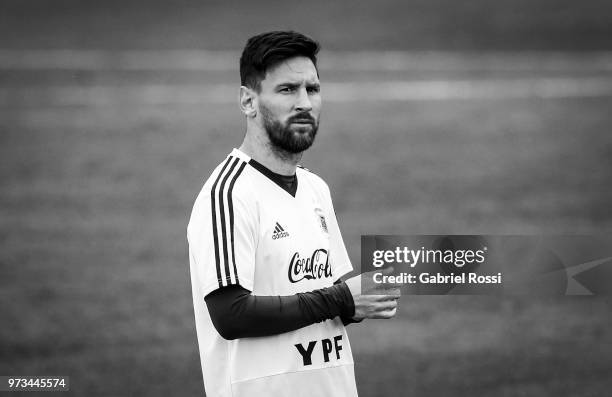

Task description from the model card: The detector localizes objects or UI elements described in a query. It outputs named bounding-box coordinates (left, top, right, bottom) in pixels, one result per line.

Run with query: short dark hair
left=240, top=31, right=320, bottom=91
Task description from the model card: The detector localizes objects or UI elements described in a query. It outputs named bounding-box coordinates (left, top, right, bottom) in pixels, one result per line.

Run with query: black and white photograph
left=1, top=1, right=611, bottom=396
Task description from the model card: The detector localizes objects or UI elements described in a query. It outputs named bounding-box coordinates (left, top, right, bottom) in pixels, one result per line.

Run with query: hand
left=345, top=267, right=401, bottom=320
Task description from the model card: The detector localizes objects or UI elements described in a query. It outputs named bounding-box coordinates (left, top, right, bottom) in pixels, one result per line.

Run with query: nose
left=294, top=87, right=312, bottom=112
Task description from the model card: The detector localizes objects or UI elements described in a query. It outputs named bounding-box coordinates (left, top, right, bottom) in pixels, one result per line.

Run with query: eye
left=307, top=85, right=321, bottom=94
left=279, top=86, right=295, bottom=93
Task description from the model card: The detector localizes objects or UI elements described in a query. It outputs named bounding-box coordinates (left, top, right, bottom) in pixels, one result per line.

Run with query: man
left=187, top=31, right=399, bottom=397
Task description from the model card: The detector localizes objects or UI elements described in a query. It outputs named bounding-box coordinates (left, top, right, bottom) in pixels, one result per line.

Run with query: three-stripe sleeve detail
left=210, top=157, right=232, bottom=287
left=210, top=156, right=246, bottom=287
left=227, top=162, right=247, bottom=284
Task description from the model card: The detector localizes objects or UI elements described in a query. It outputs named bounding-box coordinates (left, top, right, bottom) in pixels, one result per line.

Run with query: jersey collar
left=232, top=148, right=299, bottom=197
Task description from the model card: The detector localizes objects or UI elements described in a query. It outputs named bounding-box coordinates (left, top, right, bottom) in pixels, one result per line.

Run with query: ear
left=239, top=86, right=257, bottom=118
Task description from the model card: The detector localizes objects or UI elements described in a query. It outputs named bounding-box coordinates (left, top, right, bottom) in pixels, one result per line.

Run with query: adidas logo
left=272, top=222, right=290, bottom=240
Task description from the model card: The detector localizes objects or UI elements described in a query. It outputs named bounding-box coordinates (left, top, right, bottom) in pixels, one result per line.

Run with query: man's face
left=255, top=56, right=321, bottom=154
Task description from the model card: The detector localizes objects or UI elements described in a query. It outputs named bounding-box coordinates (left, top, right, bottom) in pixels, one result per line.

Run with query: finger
left=381, top=266, right=394, bottom=275
left=370, top=308, right=397, bottom=319
left=381, top=307, right=398, bottom=318
left=370, top=288, right=401, bottom=300
left=374, top=300, right=398, bottom=311
left=380, top=294, right=401, bottom=301
left=377, top=287, right=401, bottom=297
left=384, top=307, right=398, bottom=318
left=369, top=294, right=396, bottom=302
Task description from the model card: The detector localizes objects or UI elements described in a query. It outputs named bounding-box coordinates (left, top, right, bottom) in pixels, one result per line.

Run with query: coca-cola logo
left=288, top=249, right=332, bottom=283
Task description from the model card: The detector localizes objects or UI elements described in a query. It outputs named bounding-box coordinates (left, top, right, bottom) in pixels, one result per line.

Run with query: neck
left=239, top=127, right=302, bottom=176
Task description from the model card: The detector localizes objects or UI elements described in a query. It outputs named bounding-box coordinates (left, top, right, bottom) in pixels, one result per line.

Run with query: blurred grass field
left=2, top=1, right=612, bottom=396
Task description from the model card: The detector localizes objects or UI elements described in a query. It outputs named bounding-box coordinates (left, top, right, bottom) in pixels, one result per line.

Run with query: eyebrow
left=276, top=82, right=300, bottom=88
left=275, top=81, right=320, bottom=89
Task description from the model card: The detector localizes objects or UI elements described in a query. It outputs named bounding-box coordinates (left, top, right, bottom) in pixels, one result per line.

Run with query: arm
left=205, top=268, right=400, bottom=340
left=205, top=282, right=355, bottom=340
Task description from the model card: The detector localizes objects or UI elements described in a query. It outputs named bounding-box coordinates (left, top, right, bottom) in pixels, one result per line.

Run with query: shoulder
left=188, top=151, right=255, bottom=233
left=196, top=153, right=251, bottom=199
left=297, top=164, right=330, bottom=194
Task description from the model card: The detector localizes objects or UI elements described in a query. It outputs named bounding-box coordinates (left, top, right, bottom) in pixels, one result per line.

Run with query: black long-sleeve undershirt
left=204, top=282, right=356, bottom=340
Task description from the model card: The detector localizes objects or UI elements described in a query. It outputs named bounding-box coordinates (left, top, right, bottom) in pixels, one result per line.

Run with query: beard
left=260, top=104, right=319, bottom=154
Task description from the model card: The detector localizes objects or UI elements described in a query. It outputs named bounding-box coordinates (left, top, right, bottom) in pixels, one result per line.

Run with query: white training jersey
left=187, top=148, right=357, bottom=397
